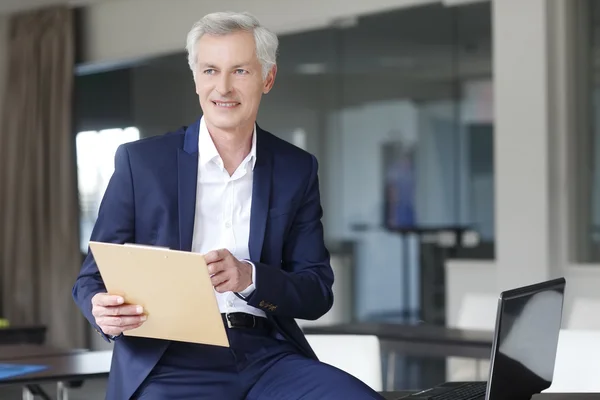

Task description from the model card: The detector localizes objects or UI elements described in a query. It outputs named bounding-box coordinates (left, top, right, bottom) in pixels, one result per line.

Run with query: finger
left=203, top=250, right=220, bottom=264
left=120, top=322, right=144, bottom=331
left=92, top=293, right=124, bottom=307
left=207, top=260, right=226, bottom=275
left=98, top=304, right=144, bottom=317
left=214, top=280, right=233, bottom=293
left=215, top=276, right=240, bottom=293
left=215, top=270, right=241, bottom=293
left=204, top=248, right=229, bottom=264
left=102, top=322, right=143, bottom=337
left=99, top=315, right=147, bottom=327
left=210, top=271, right=230, bottom=289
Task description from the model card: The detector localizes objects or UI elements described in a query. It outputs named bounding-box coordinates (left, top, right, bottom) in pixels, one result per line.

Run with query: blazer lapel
left=249, top=129, right=272, bottom=262
left=177, top=119, right=200, bottom=251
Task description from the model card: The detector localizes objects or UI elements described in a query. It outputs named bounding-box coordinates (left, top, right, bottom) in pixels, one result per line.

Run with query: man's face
left=194, top=30, right=276, bottom=133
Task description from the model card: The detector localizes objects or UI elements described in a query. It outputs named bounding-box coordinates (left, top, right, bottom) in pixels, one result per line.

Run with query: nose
left=216, top=73, right=232, bottom=96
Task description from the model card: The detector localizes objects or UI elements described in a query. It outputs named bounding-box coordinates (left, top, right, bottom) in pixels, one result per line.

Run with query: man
left=72, top=11, right=384, bottom=400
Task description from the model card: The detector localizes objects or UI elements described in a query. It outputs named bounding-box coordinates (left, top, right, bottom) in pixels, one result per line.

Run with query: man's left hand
left=205, top=249, right=252, bottom=293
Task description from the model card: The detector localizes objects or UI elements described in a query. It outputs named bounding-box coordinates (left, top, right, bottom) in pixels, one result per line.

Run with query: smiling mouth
left=212, top=101, right=240, bottom=108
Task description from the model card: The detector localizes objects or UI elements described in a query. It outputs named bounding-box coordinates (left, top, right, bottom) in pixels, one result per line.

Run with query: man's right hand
left=91, top=293, right=146, bottom=337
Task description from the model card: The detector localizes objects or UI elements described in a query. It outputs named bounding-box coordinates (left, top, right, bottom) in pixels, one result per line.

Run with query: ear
left=193, top=71, right=201, bottom=95
left=263, top=65, right=277, bottom=94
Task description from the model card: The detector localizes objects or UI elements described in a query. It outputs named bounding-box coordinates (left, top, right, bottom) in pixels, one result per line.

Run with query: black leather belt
left=222, top=313, right=270, bottom=330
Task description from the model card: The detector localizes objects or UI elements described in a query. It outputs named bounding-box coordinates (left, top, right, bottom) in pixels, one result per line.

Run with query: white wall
left=448, top=0, right=550, bottom=331
left=79, top=0, right=437, bottom=67
left=494, top=0, right=554, bottom=289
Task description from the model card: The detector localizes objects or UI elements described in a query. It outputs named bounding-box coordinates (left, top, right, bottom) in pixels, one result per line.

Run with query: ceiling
left=0, top=0, right=117, bottom=16
left=141, top=1, right=491, bottom=80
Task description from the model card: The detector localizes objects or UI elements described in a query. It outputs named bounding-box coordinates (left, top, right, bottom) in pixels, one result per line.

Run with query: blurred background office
left=1, top=0, right=599, bottom=397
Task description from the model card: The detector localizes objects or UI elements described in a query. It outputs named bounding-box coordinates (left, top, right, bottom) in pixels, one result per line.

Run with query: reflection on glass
left=383, top=141, right=416, bottom=230
left=335, top=3, right=493, bottom=324
left=488, top=288, right=564, bottom=398
left=76, top=127, right=140, bottom=253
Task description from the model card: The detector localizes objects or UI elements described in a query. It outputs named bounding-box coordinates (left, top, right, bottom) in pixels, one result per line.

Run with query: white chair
left=544, top=329, right=600, bottom=392
left=446, top=292, right=497, bottom=382
left=567, top=297, right=600, bottom=330
left=305, top=334, right=382, bottom=391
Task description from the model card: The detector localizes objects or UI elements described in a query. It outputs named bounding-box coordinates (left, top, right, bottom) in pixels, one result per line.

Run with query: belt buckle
left=226, top=313, right=256, bottom=329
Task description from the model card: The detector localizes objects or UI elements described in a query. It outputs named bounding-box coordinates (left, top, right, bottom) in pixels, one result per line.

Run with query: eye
left=234, top=69, right=249, bottom=75
left=203, top=69, right=216, bottom=75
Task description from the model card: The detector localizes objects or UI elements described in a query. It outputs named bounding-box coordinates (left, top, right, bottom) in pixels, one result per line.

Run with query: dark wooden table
left=304, top=322, right=494, bottom=390
left=381, top=393, right=600, bottom=399
left=303, top=323, right=494, bottom=359
left=0, top=345, right=86, bottom=361
left=0, top=350, right=597, bottom=400
left=0, top=350, right=112, bottom=383
left=0, top=326, right=46, bottom=346
left=381, top=392, right=415, bottom=399
left=529, top=396, right=600, bottom=399
left=0, top=350, right=110, bottom=400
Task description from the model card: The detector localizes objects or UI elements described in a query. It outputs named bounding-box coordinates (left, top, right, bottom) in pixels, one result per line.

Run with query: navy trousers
left=133, top=325, right=384, bottom=400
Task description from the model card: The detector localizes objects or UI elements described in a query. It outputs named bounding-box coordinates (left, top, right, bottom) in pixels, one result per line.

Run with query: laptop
left=400, top=277, right=566, bottom=400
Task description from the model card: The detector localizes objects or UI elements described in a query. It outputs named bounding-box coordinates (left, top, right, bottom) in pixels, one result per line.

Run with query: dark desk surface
left=0, top=344, right=86, bottom=361
left=0, top=326, right=46, bottom=345
left=303, top=323, right=494, bottom=359
left=381, top=393, right=600, bottom=400
left=0, top=350, right=111, bottom=386
left=0, top=351, right=596, bottom=400
left=381, top=392, right=414, bottom=399
left=529, top=396, right=600, bottom=399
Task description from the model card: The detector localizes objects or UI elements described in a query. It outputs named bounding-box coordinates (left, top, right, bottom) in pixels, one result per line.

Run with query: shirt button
left=225, top=221, right=232, bottom=228
left=227, top=300, right=234, bottom=307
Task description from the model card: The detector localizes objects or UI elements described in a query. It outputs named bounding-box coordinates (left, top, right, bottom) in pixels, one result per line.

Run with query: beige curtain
left=0, top=6, right=86, bottom=349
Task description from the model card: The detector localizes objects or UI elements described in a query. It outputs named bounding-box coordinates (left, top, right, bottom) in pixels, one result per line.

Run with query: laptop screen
left=486, top=278, right=565, bottom=400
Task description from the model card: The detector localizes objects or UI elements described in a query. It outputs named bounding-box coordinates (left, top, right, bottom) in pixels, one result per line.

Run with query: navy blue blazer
left=72, top=118, right=334, bottom=399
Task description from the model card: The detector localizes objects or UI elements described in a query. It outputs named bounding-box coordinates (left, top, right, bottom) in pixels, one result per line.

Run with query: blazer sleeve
left=246, top=155, right=334, bottom=320
left=72, top=144, right=136, bottom=342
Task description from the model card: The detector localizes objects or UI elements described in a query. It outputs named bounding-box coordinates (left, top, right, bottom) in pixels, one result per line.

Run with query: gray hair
left=186, top=11, right=278, bottom=80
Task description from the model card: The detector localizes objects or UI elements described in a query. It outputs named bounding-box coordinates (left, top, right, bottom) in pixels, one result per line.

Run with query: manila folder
left=88, top=241, right=229, bottom=347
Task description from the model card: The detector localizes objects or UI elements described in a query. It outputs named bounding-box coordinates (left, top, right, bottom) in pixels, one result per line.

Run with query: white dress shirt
left=190, top=117, right=266, bottom=318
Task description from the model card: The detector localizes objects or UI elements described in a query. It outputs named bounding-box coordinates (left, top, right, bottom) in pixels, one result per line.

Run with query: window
left=76, top=127, right=140, bottom=253
left=578, top=0, right=600, bottom=262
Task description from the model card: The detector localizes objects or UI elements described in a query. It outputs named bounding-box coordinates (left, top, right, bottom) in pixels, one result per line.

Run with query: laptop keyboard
left=427, top=382, right=487, bottom=400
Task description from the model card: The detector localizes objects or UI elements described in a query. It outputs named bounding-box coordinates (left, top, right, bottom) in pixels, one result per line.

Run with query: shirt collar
left=198, top=116, right=257, bottom=171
